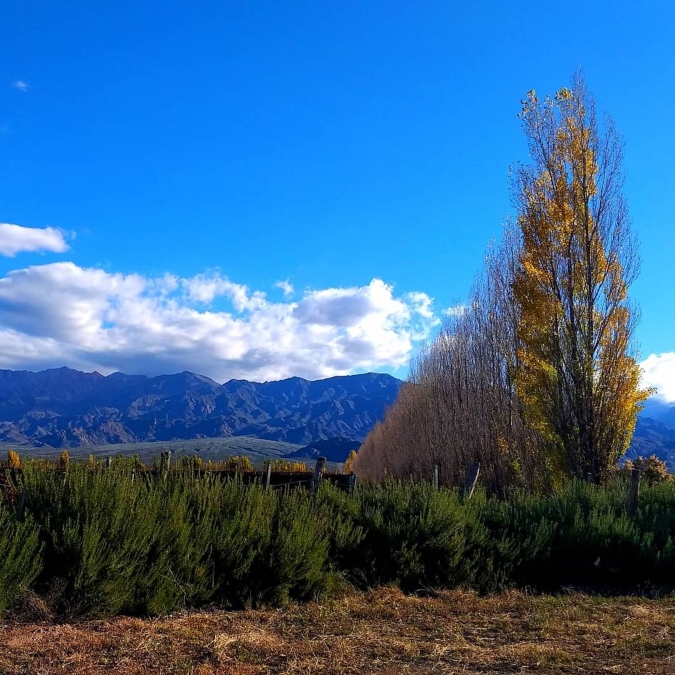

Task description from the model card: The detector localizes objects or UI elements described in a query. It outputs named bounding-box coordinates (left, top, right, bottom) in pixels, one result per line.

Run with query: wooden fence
left=0, top=454, right=357, bottom=503
left=0, top=455, right=648, bottom=514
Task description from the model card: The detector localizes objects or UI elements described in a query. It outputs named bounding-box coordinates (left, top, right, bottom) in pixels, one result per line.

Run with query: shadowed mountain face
left=285, top=437, right=362, bottom=463
left=2, top=366, right=668, bottom=464
left=0, top=367, right=402, bottom=448
left=625, top=399, right=675, bottom=470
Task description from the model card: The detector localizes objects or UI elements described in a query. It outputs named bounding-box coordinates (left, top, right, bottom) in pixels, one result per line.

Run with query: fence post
left=160, top=451, right=171, bottom=478
left=627, top=468, right=641, bottom=516
left=348, top=471, right=357, bottom=497
left=310, top=456, right=326, bottom=494
left=17, top=490, right=26, bottom=522
left=105, top=456, right=111, bottom=469
left=464, top=461, right=480, bottom=499
left=433, top=464, right=439, bottom=490
left=265, top=461, right=272, bottom=491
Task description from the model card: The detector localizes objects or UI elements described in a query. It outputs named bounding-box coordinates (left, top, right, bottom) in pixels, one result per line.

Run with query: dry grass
left=2, top=588, right=675, bottom=673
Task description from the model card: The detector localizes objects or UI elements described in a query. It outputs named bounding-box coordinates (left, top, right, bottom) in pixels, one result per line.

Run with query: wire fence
left=0, top=454, right=358, bottom=506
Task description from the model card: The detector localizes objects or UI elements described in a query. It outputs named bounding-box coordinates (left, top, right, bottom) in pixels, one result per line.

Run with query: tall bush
left=0, top=504, right=43, bottom=615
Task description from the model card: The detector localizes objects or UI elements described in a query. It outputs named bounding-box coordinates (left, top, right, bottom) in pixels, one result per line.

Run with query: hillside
left=625, top=399, right=675, bottom=470
left=285, top=437, right=362, bottom=463
left=6, top=436, right=304, bottom=465
left=0, top=367, right=402, bottom=448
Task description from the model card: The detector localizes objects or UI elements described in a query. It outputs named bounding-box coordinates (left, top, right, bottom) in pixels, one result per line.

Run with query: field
left=2, top=588, right=675, bottom=673
left=0, top=436, right=303, bottom=466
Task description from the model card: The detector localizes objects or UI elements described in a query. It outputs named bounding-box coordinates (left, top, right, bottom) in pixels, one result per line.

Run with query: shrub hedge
left=1, top=461, right=675, bottom=617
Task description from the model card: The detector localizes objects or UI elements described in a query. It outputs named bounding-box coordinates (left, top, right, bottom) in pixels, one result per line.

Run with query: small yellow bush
left=7, top=449, right=21, bottom=469
left=225, top=455, right=254, bottom=472
left=59, top=450, right=70, bottom=468
left=344, top=449, right=358, bottom=474
left=623, top=455, right=671, bottom=485
left=269, top=459, right=308, bottom=472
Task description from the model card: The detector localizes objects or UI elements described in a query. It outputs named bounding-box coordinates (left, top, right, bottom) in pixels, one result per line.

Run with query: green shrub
left=337, top=481, right=472, bottom=590
left=265, top=489, right=331, bottom=605
left=8, top=461, right=675, bottom=618
left=193, top=477, right=275, bottom=608
left=0, top=504, right=43, bottom=615
left=22, top=461, right=162, bottom=614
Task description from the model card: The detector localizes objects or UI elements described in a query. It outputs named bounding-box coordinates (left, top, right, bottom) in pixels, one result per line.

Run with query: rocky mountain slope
left=0, top=367, right=402, bottom=448
left=625, top=399, right=675, bottom=469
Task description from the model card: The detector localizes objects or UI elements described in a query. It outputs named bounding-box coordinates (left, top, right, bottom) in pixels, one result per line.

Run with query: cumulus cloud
left=640, top=353, right=675, bottom=403
left=275, top=279, right=294, bottom=298
left=0, top=223, right=70, bottom=257
left=182, top=272, right=266, bottom=311
left=12, top=80, right=29, bottom=92
left=0, top=262, right=439, bottom=382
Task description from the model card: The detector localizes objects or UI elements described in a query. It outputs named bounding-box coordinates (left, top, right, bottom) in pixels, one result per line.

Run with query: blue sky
left=0, top=2, right=674, bottom=393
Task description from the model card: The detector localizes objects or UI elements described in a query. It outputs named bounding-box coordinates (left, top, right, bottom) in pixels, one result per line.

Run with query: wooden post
left=311, top=456, right=326, bottom=493
left=17, top=491, right=26, bottom=522
left=433, top=464, right=439, bottom=490
left=265, top=461, right=272, bottom=491
left=348, top=472, right=357, bottom=497
left=464, top=461, right=480, bottom=499
left=105, top=456, right=111, bottom=469
left=160, top=451, right=171, bottom=477
left=627, top=468, right=641, bottom=516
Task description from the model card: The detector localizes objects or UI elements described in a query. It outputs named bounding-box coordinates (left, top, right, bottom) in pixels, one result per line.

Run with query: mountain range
left=0, top=367, right=402, bottom=448
left=626, top=399, right=675, bottom=469
left=0, top=366, right=673, bottom=468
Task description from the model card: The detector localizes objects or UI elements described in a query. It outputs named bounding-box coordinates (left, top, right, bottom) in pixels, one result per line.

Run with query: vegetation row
left=2, top=461, right=675, bottom=618
left=355, top=75, right=651, bottom=495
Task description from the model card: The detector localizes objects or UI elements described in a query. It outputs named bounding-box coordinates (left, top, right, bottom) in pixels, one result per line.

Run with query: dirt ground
left=2, top=587, right=675, bottom=674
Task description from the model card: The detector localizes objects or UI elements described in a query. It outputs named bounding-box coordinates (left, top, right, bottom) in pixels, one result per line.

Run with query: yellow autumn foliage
left=268, top=459, right=309, bottom=472
left=224, top=455, right=254, bottom=472
left=7, top=449, right=21, bottom=469
left=512, top=75, right=650, bottom=482
left=344, top=449, right=358, bottom=474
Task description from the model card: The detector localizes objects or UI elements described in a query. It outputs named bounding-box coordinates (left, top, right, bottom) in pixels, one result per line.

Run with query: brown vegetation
left=2, top=588, right=675, bottom=673
left=623, top=455, right=672, bottom=486
left=355, top=231, right=546, bottom=495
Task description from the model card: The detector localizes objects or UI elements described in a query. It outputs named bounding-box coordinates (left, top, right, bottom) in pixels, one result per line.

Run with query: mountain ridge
left=0, top=367, right=403, bottom=448
left=0, top=366, right=672, bottom=465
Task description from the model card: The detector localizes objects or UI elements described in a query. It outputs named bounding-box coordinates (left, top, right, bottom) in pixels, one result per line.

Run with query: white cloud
left=0, top=262, right=440, bottom=382
left=443, top=304, right=466, bottom=317
left=12, top=80, right=29, bottom=92
left=0, top=223, right=70, bottom=257
left=640, top=353, right=675, bottom=403
left=275, top=279, right=294, bottom=298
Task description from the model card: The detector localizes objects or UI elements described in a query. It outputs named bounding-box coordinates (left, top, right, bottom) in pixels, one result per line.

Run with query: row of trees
left=355, top=74, right=650, bottom=493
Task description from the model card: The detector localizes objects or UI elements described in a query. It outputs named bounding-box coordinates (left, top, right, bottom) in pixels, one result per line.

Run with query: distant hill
left=638, top=398, right=675, bottom=429
left=285, top=437, right=362, bottom=463
left=625, top=399, right=675, bottom=470
left=0, top=367, right=402, bottom=448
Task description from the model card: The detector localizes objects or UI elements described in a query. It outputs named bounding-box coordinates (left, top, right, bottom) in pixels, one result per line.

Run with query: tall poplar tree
left=512, top=74, right=650, bottom=482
